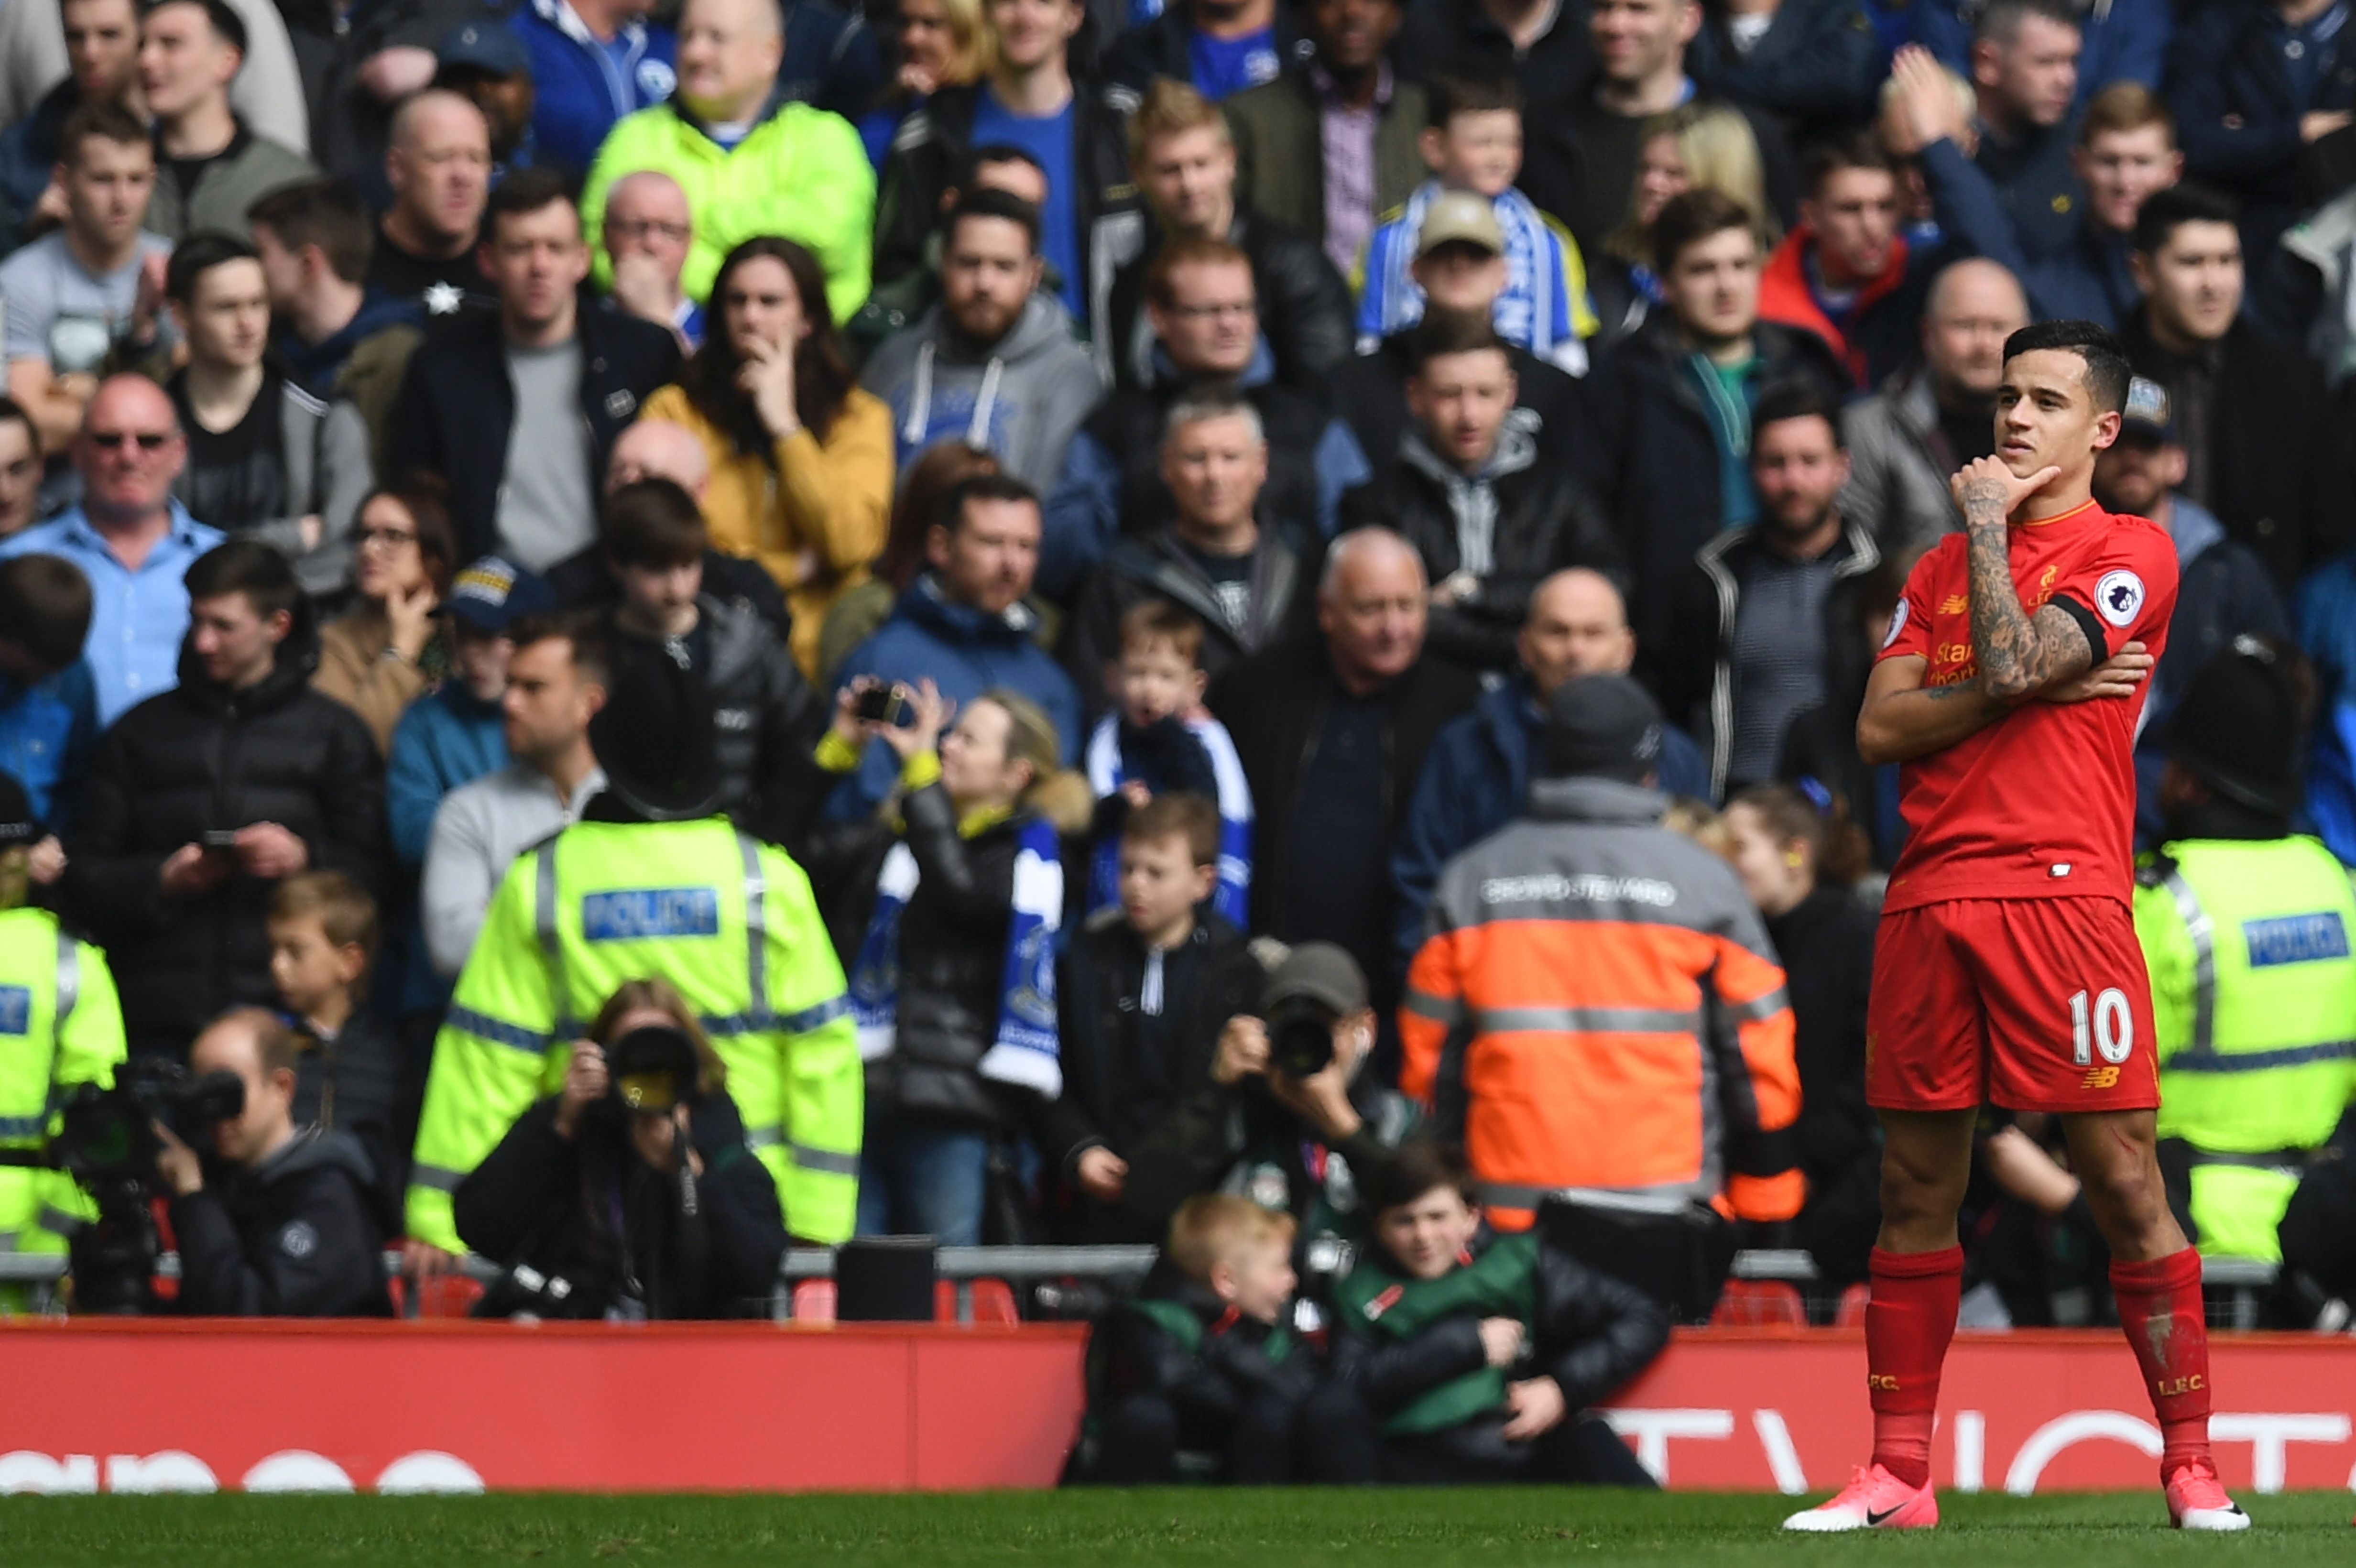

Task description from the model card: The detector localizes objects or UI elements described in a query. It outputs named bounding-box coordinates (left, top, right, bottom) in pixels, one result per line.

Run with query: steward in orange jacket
left=1400, top=676, right=1801, bottom=1314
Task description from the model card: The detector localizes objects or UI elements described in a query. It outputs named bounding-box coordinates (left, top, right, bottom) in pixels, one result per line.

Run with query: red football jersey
left=1877, top=498, right=2178, bottom=913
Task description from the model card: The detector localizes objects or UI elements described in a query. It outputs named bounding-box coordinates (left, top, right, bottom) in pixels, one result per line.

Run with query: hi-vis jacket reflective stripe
left=0, top=907, right=127, bottom=1261
left=1400, top=777, right=1803, bottom=1227
left=2135, top=834, right=2356, bottom=1262
left=405, top=817, right=862, bottom=1253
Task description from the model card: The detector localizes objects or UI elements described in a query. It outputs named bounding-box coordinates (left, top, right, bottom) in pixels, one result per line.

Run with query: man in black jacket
left=1657, top=382, right=1883, bottom=801
left=65, top=540, right=384, bottom=1060
left=157, top=1007, right=392, bottom=1316
left=1102, top=77, right=1352, bottom=395
left=598, top=480, right=829, bottom=848
left=1341, top=313, right=1619, bottom=677
left=1044, top=793, right=1269, bottom=1241
left=1206, top=529, right=1479, bottom=1057
left=386, top=168, right=681, bottom=567
left=1575, top=188, right=1847, bottom=678
left=1065, top=386, right=1311, bottom=714
left=2118, top=184, right=2353, bottom=596
left=1309, top=1140, right=1666, bottom=1485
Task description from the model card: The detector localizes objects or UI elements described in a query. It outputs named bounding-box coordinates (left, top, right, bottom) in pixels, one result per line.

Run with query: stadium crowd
left=1, top=0, right=2356, bottom=1484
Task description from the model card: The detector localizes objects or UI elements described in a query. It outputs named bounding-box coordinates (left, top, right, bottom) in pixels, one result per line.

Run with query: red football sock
left=1865, top=1245, right=1963, bottom=1490
left=2111, top=1249, right=2214, bottom=1480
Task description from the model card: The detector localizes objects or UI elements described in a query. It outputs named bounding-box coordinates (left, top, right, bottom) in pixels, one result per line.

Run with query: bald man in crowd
left=541, top=417, right=789, bottom=633
left=1209, top=528, right=1483, bottom=1044
left=367, top=88, right=493, bottom=317
left=600, top=169, right=701, bottom=350
left=1390, top=568, right=1714, bottom=970
left=1840, top=257, right=2031, bottom=551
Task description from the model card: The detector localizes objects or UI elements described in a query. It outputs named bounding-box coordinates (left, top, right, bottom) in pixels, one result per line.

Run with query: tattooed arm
left=1857, top=654, right=2011, bottom=764
left=1954, top=457, right=2101, bottom=701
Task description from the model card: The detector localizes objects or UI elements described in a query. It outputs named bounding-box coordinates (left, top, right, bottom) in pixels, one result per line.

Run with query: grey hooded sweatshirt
left=860, top=292, right=1105, bottom=492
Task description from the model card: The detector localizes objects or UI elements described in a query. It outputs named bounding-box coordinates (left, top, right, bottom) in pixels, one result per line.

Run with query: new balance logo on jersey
left=2082, top=1066, right=2122, bottom=1089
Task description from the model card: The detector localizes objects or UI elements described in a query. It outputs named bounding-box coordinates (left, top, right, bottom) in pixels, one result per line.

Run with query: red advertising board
left=0, top=1322, right=2351, bottom=1495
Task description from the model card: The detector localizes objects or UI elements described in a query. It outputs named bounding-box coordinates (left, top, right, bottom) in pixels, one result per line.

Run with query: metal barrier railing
left=0, top=1245, right=2283, bottom=1323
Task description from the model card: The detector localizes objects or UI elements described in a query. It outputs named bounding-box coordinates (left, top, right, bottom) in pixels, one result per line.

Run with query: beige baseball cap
left=1415, top=191, right=1505, bottom=259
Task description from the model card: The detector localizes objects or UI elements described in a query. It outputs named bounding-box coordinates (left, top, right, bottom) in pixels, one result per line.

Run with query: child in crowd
left=1354, top=69, right=1596, bottom=373
left=1082, top=600, right=1252, bottom=926
left=1310, top=1141, right=1669, bottom=1485
left=1043, top=793, right=1266, bottom=1241
left=1080, top=1193, right=1316, bottom=1483
left=266, top=872, right=406, bottom=1205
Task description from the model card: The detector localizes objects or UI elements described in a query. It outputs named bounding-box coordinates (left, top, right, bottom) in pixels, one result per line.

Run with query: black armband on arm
left=2048, top=592, right=2110, bottom=665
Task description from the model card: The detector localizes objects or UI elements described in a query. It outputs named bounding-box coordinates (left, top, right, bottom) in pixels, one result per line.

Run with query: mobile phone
left=200, top=829, right=241, bottom=851
left=853, top=685, right=914, bottom=728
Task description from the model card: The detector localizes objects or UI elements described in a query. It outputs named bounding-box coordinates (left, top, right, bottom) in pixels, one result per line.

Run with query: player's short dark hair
left=149, top=0, right=248, bottom=57
left=482, top=166, right=577, bottom=243
left=0, top=554, right=94, bottom=673
left=943, top=471, right=1039, bottom=535
left=956, top=143, right=1046, bottom=193
left=1975, top=0, right=2079, bottom=46
left=1751, top=381, right=1845, bottom=450
left=1801, top=127, right=1895, bottom=197
left=600, top=478, right=706, bottom=569
left=247, top=178, right=373, bottom=283
left=0, top=394, right=40, bottom=460
left=1652, top=187, right=1756, bottom=277
left=1123, top=791, right=1220, bottom=868
left=2002, top=320, right=2132, bottom=415
left=1364, top=1138, right=1480, bottom=1216
left=185, top=537, right=300, bottom=621
left=164, top=229, right=257, bottom=304
left=507, top=609, right=611, bottom=688
left=943, top=186, right=1041, bottom=257
left=1427, top=67, right=1521, bottom=130
left=1406, top=309, right=1508, bottom=374
left=2131, top=182, right=2238, bottom=259
left=58, top=100, right=149, bottom=168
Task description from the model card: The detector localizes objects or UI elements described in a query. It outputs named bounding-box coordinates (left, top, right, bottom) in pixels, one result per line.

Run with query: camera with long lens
left=0, top=1060, right=245, bottom=1313
left=1264, top=995, right=1340, bottom=1079
left=603, top=1024, right=700, bottom=1118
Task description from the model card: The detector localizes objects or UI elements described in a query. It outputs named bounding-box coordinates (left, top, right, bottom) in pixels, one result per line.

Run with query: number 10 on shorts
left=2069, top=988, right=2134, bottom=1066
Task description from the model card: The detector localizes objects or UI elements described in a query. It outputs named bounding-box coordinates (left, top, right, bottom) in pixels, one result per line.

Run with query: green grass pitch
left=0, top=1489, right=2350, bottom=1566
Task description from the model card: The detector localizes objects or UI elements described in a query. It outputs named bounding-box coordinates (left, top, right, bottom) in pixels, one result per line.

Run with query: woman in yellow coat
left=642, top=237, right=894, bottom=677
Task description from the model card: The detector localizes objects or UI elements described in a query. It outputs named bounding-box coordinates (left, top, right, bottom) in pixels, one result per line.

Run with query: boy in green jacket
left=1314, top=1140, right=1669, bottom=1484
left=1078, top=1194, right=1316, bottom=1483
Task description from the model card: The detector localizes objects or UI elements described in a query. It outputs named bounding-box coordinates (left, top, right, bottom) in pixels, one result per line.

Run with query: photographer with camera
left=155, top=1007, right=393, bottom=1317
left=454, top=980, right=788, bottom=1320
left=0, top=770, right=126, bottom=1306
left=1118, top=942, right=1409, bottom=1275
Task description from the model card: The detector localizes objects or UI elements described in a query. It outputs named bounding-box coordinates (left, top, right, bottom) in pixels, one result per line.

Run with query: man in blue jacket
left=1390, top=567, right=1708, bottom=972
left=827, top=473, right=1082, bottom=819
left=510, top=0, right=675, bottom=176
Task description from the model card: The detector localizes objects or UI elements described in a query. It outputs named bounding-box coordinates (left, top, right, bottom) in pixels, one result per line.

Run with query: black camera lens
left=1265, top=997, right=1337, bottom=1078
left=606, top=1024, right=700, bottom=1115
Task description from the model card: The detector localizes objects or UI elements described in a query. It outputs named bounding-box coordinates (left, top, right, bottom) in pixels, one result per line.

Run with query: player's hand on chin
left=2042, top=641, right=2152, bottom=703
left=1950, top=455, right=2064, bottom=519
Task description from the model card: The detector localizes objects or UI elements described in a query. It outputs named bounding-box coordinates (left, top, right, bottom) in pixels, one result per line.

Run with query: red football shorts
left=1866, top=897, right=2160, bottom=1114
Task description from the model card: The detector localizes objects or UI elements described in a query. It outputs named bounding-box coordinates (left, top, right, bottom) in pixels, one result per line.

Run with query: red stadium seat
left=792, top=1279, right=838, bottom=1323
left=967, top=1278, right=1019, bottom=1325
left=414, top=1273, right=484, bottom=1319
left=1710, top=1280, right=1808, bottom=1328
left=1834, top=1282, right=1871, bottom=1328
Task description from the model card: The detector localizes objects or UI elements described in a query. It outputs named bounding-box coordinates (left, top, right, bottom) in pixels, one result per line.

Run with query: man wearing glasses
left=598, top=169, right=701, bottom=351
left=0, top=373, right=223, bottom=725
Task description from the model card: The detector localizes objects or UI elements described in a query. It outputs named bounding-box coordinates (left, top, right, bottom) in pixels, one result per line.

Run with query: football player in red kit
left=1784, top=321, right=2247, bottom=1533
